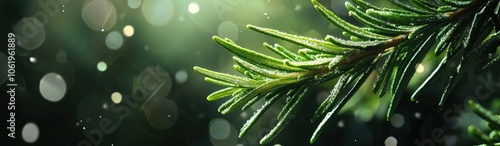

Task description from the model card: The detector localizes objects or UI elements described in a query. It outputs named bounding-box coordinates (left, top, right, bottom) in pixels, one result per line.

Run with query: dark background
left=1, top=0, right=500, bottom=145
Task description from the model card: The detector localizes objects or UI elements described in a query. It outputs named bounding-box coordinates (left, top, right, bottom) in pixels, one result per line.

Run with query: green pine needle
left=468, top=100, right=500, bottom=145
left=194, top=0, right=500, bottom=144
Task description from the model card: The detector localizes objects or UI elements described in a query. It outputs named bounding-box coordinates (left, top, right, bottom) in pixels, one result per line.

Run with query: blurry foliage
left=468, top=100, right=500, bottom=145
left=194, top=0, right=500, bottom=144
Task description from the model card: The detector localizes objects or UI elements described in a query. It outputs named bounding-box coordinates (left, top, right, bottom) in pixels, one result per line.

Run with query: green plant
left=468, top=100, right=500, bottom=145
left=194, top=0, right=500, bottom=144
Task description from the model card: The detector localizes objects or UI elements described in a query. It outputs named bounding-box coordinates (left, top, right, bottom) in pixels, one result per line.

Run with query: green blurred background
left=1, top=0, right=499, bottom=145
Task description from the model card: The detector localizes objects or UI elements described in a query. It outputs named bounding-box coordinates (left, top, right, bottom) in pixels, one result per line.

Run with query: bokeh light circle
left=13, top=17, right=46, bottom=50
left=384, top=136, right=397, bottom=146
left=209, top=118, right=237, bottom=146
left=209, top=118, right=231, bottom=140
left=39, top=72, right=67, bottom=102
left=29, top=57, right=37, bottom=63
left=218, top=21, right=239, bottom=41
left=97, top=61, right=107, bottom=72
left=141, top=0, right=174, bottom=26
left=82, top=0, right=117, bottom=32
left=188, top=2, right=200, bottom=14
left=111, top=92, right=122, bottom=104
left=128, top=0, right=142, bottom=9
left=338, top=120, right=344, bottom=128
left=22, top=122, right=39, bottom=143
left=175, top=70, right=188, bottom=84
left=123, top=25, right=135, bottom=37
left=105, top=31, right=123, bottom=50
left=143, top=98, right=179, bottom=130
left=390, top=113, right=405, bottom=128
left=415, top=112, right=421, bottom=119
